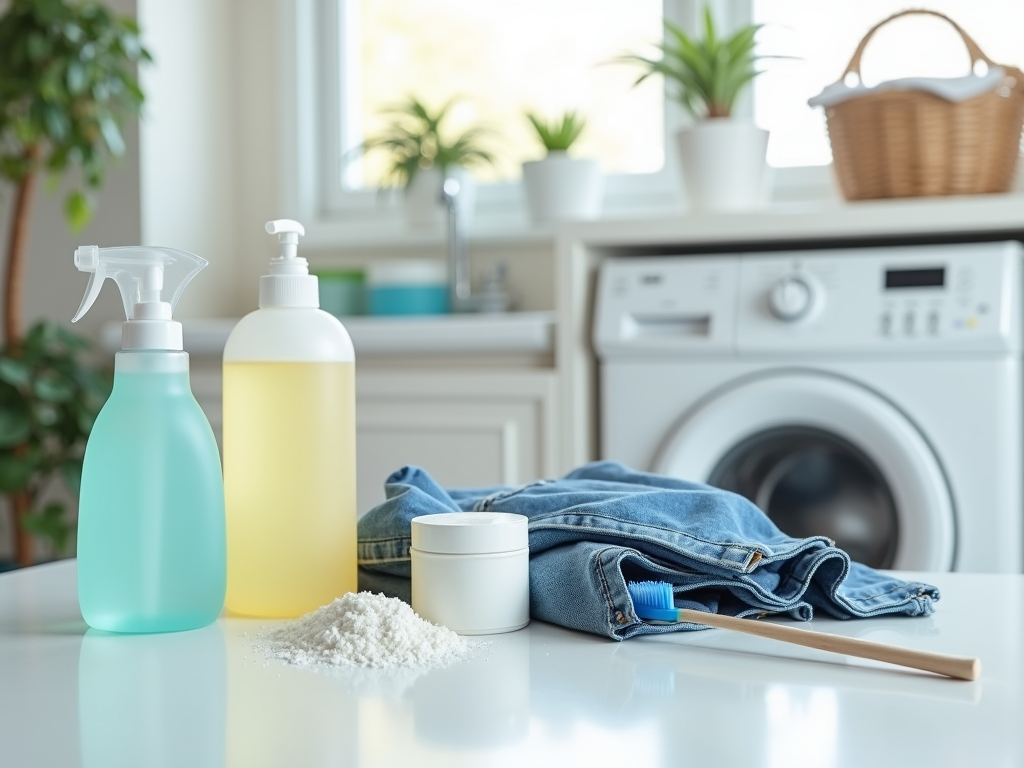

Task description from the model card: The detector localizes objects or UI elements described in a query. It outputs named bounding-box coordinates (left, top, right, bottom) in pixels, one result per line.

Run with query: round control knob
left=768, top=275, right=814, bottom=321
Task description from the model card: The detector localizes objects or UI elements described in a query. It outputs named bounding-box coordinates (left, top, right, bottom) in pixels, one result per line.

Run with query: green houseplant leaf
left=0, top=320, right=111, bottom=557
left=358, top=96, right=498, bottom=187
left=525, top=111, right=587, bottom=153
left=0, top=0, right=151, bottom=209
left=617, top=6, right=767, bottom=119
left=0, top=401, right=32, bottom=448
left=22, top=501, right=72, bottom=554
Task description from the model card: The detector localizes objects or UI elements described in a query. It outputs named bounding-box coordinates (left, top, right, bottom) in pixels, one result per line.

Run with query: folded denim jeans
left=357, top=461, right=939, bottom=640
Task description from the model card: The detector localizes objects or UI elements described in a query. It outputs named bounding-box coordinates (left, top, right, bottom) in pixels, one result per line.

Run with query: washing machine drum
left=655, top=372, right=955, bottom=571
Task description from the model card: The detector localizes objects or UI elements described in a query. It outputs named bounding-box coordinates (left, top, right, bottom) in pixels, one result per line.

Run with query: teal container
left=368, top=285, right=449, bottom=315
left=77, top=351, right=226, bottom=633
left=367, top=259, right=449, bottom=316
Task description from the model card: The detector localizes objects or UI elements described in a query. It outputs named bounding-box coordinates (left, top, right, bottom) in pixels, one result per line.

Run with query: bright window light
left=338, top=0, right=664, bottom=190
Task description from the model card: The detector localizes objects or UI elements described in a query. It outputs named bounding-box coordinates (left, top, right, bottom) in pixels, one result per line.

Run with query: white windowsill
left=306, top=192, right=1024, bottom=253
left=303, top=162, right=1024, bottom=252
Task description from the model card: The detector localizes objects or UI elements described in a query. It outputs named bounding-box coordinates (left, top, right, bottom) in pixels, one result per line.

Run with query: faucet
left=441, top=176, right=472, bottom=309
left=440, top=176, right=512, bottom=313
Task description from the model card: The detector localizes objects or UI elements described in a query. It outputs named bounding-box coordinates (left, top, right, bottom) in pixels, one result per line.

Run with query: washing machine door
left=654, top=371, right=955, bottom=571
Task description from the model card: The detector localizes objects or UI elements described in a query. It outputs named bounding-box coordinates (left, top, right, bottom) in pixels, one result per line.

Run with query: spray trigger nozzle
left=71, top=245, right=207, bottom=351
left=75, top=245, right=100, bottom=272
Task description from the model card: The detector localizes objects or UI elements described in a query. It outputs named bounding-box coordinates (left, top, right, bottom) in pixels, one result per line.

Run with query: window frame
left=280, top=0, right=837, bottom=240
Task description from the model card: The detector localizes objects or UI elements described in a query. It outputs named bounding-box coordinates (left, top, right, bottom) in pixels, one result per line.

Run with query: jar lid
left=411, top=512, right=529, bottom=555
left=367, top=259, right=446, bottom=287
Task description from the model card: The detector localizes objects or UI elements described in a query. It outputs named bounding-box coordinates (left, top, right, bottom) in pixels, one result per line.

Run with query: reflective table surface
left=1, top=561, right=1019, bottom=767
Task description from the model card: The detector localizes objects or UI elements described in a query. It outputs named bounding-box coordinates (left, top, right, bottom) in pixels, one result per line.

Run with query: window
left=295, top=0, right=689, bottom=228
left=287, top=1, right=1024, bottom=231
left=339, top=0, right=665, bottom=189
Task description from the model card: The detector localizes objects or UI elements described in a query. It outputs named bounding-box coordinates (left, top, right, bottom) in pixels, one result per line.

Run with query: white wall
left=137, top=0, right=289, bottom=320
left=137, top=0, right=242, bottom=319
left=231, top=0, right=288, bottom=307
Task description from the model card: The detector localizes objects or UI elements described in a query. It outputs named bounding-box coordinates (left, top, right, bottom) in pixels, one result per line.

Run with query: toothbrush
left=627, top=581, right=980, bottom=681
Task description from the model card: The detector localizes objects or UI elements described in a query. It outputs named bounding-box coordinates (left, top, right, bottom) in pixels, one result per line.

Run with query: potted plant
left=620, top=7, right=769, bottom=212
left=0, top=0, right=149, bottom=565
left=361, top=96, right=497, bottom=227
left=0, top=323, right=111, bottom=567
left=521, top=110, right=603, bottom=225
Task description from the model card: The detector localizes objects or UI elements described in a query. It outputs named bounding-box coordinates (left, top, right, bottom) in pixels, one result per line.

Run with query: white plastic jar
left=410, top=512, right=530, bottom=635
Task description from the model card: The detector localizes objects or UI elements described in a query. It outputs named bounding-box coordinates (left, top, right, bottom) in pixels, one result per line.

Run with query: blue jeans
left=358, top=462, right=938, bottom=640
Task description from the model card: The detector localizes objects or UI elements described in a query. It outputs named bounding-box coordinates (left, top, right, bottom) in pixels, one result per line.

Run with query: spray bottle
left=222, top=219, right=356, bottom=618
left=73, top=245, right=226, bottom=633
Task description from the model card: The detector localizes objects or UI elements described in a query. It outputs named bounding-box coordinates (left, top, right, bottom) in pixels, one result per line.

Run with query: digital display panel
left=884, top=267, right=945, bottom=290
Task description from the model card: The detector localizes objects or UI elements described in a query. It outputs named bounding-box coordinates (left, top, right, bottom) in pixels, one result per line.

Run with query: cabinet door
left=356, top=371, right=558, bottom=516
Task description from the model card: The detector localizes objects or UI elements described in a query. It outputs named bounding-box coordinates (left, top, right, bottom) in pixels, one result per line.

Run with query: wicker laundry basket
left=820, top=9, right=1024, bottom=201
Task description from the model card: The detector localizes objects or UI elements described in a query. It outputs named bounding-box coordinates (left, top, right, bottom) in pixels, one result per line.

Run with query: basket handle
left=841, top=9, right=994, bottom=82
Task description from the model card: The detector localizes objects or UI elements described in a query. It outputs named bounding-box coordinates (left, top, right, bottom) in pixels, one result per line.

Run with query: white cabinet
left=355, top=370, right=559, bottom=516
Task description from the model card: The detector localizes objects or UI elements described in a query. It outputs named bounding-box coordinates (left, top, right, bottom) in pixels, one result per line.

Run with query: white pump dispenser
left=72, top=245, right=207, bottom=350
left=259, top=219, right=319, bottom=308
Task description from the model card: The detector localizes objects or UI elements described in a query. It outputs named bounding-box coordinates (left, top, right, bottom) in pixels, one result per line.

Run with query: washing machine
left=593, top=241, right=1024, bottom=573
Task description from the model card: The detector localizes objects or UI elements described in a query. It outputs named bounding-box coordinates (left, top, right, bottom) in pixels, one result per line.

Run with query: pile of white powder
left=257, top=591, right=471, bottom=670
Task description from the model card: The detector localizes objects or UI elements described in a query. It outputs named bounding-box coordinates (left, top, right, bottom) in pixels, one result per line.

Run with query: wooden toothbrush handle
left=678, top=609, right=980, bottom=681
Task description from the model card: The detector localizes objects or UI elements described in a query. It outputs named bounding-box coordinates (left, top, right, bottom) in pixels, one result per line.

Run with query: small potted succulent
left=620, top=7, right=769, bottom=211
left=360, top=96, right=497, bottom=226
left=521, top=110, right=603, bottom=224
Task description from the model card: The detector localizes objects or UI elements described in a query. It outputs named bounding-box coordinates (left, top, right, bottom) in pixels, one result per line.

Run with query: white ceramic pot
left=521, top=151, right=603, bottom=225
left=675, top=120, right=770, bottom=212
left=403, top=166, right=476, bottom=228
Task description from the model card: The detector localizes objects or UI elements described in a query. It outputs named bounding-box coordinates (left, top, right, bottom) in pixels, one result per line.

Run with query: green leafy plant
left=0, top=321, right=111, bottom=560
left=0, top=0, right=147, bottom=565
left=0, top=0, right=151, bottom=345
left=619, top=7, right=762, bottom=119
left=526, top=110, right=587, bottom=153
left=360, top=96, right=497, bottom=187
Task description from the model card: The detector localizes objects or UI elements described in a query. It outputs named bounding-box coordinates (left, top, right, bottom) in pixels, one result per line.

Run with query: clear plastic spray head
left=72, top=245, right=208, bottom=351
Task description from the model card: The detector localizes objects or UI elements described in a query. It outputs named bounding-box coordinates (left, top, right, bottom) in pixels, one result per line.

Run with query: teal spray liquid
left=72, top=245, right=225, bottom=633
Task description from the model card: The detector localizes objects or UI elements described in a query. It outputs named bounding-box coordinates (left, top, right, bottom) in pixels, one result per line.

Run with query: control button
left=768, top=275, right=814, bottom=322
left=903, top=312, right=915, bottom=335
left=927, top=311, right=940, bottom=335
left=880, top=313, right=893, bottom=336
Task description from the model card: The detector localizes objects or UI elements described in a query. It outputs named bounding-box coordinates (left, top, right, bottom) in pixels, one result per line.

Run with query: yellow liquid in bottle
left=223, top=361, right=356, bottom=617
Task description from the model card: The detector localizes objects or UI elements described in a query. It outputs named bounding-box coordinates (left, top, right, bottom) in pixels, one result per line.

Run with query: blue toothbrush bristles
left=627, top=581, right=675, bottom=609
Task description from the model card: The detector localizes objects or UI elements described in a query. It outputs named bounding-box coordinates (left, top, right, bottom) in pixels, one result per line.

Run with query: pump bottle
left=73, top=245, right=226, bottom=633
left=222, top=219, right=356, bottom=618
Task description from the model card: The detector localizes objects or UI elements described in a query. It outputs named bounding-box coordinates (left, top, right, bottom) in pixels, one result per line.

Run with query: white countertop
left=1, top=561, right=1018, bottom=768
left=101, top=311, right=557, bottom=357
